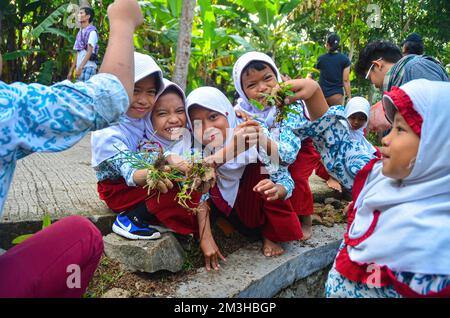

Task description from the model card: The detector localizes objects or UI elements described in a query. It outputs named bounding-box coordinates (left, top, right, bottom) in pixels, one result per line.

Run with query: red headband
left=385, top=86, right=423, bottom=137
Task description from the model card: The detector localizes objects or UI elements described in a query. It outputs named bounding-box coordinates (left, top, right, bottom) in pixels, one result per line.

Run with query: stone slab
left=103, top=233, right=186, bottom=273
left=170, top=224, right=345, bottom=298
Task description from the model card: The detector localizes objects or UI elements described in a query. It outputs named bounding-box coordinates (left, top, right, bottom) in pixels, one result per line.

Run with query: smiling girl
left=233, top=52, right=323, bottom=240
left=186, top=87, right=302, bottom=258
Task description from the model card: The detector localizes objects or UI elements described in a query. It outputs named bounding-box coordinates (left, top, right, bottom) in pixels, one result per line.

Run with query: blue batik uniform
left=0, top=74, right=129, bottom=215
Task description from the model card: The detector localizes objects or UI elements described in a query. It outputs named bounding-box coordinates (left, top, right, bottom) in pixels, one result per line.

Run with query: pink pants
left=0, top=216, right=103, bottom=298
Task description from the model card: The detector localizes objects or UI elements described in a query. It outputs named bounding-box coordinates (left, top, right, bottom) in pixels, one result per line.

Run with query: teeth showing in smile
left=166, top=127, right=181, bottom=133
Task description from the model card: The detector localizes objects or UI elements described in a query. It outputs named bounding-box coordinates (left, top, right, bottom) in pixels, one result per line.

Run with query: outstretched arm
left=283, top=78, right=329, bottom=121
left=197, top=202, right=226, bottom=271
left=99, top=0, right=143, bottom=102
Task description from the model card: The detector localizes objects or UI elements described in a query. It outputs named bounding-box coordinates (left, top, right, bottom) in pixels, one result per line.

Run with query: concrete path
left=2, top=134, right=110, bottom=223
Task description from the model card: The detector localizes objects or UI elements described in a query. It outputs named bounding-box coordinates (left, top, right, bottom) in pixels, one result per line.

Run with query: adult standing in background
left=316, top=33, right=352, bottom=106
left=401, top=32, right=424, bottom=56
left=68, top=7, right=99, bottom=82
left=355, top=40, right=448, bottom=93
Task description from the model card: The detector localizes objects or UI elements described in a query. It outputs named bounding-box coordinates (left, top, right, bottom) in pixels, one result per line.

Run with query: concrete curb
left=170, top=224, right=345, bottom=298
left=0, top=214, right=115, bottom=250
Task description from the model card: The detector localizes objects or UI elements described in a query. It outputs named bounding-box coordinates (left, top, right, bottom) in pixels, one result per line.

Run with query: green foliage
left=2, top=0, right=449, bottom=100
left=30, top=4, right=70, bottom=39
left=11, top=214, right=52, bottom=245
left=250, top=83, right=300, bottom=123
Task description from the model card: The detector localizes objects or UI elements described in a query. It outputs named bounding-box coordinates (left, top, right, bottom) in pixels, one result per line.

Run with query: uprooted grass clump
left=176, top=154, right=216, bottom=213
left=118, top=147, right=216, bottom=214
left=250, top=82, right=300, bottom=123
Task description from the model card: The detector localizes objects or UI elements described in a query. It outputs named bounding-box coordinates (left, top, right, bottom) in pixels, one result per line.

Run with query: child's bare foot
left=300, top=215, right=313, bottom=241
left=326, top=177, right=342, bottom=193
left=262, top=238, right=284, bottom=257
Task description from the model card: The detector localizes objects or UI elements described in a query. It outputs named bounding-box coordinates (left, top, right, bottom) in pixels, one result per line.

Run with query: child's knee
left=59, top=216, right=103, bottom=251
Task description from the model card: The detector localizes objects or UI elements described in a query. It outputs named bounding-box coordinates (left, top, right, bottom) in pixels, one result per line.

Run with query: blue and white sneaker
left=112, top=212, right=161, bottom=240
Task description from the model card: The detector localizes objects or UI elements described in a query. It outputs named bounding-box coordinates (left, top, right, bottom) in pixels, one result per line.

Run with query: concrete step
left=168, top=224, right=345, bottom=298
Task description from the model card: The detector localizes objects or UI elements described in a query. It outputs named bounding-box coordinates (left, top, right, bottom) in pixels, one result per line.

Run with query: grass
left=84, top=257, right=125, bottom=298
left=117, top=147, right=216, bottom=214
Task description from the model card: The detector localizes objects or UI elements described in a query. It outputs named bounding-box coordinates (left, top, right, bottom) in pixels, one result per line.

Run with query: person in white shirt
left=68, top=7, right=99, bottom=82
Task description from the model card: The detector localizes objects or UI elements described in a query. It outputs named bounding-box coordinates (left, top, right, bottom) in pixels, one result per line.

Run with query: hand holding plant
left=250, top=82, right=300, bottom=123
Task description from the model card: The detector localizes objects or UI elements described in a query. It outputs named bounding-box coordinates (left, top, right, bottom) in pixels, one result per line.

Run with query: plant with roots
left=117, top=147, right=216, bottom=214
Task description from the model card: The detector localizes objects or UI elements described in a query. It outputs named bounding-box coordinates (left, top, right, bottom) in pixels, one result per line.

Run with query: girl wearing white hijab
left=92, top=53, right=195, bottom=242
left=186, top=86, right=302, bottom=258
left=233, top=51, right=331, bottom=240
left=288, top=77, right=450, bottom=297
left=91, top=52, right=164, bottom=240
left=344, top=97, right=377, bottom=155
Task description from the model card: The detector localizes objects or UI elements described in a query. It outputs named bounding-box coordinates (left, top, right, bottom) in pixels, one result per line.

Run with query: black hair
left=242, top=61, right=277, bottom=78
left=355, top=40, right=402, bottom=78
left=80, top=7, right=95, bottom=23
left=402, top=41, right=424, bottom=55
left=327, top=33, right=340, bottom=52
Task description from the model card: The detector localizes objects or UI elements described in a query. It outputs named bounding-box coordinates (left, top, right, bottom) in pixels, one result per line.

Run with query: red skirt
left=289, top=138, right=327, bottom=216
left=97, top=179, right=201, bottom=235
left=211, top=163, right=303, bottom=242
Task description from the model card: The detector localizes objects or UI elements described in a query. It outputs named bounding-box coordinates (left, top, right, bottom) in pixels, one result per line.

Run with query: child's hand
left=166, top=154, right=190, bottom=175
left=75, top=68, right=82, bottom=80
left=107, top=0, right=144, bottom=29
left=282, top=78, right=321, bottom=104
left=234, top=120, right=261, bottom=150
left=200, top=234, right=226, bottom=271
left=253, top=179, right=287, bottom=201
left=235, top=109, right=252, bottom=121
left=155, top=175, right=174, bottom=194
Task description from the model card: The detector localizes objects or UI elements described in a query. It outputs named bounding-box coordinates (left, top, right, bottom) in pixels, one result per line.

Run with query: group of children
left=1, top=0, right=448, bottom=297
left=90, top=44, right=450, bottom=297
left=92, top=50, right=393, bottom=271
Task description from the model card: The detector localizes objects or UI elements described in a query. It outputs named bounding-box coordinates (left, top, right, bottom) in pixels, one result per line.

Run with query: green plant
left=116, top=147, right=215, bottom=214
left=12, top=214, right=52, bottom=245
left=249, top=83, right=300, bottom=123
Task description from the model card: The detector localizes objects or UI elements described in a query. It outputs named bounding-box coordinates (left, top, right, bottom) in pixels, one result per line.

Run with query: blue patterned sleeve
left=270, top=165, right=294, bottom=199
left=3, top=74, right=128, bottom=159
left=104, top=152, right=139, bottom=187
left=102, top=151, right=159, bottom=187
left=294, top=106, right=375, bottom=190
left=260, top=102, right=307, bottom=165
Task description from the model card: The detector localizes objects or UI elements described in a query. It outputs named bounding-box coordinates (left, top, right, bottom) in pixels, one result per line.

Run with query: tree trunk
left=172, top=0, right=196, bottom=91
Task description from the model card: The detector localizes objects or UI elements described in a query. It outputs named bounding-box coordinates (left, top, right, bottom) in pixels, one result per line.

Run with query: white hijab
left=232, top=52, right=282, bottom=128
left=186, top=87, right=258, bottom=208
left=91, top=52, right=163, bottom=167
left=347, top=79, right=450, bottom=275
left=144, top=78, right=190, bottom=155
left=344, top=97, right=377, bottom=154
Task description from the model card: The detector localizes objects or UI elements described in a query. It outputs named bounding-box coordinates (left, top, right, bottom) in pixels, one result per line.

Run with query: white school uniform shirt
left=75, top=30, right=98, bottom=70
